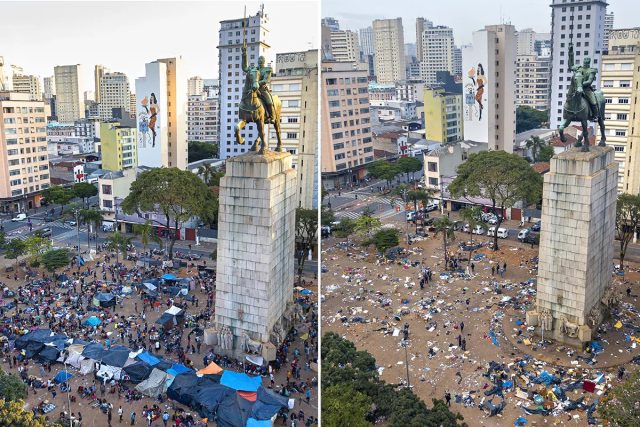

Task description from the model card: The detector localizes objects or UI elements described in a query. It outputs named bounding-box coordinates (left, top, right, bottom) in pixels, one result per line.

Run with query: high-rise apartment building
left=600, top=28, right=640, bottom=193
left=550, top=0, right=608, bottom=129
left=452, top=46, right=463, bottom=76
left=516, top=54, right=551, bottom=110
left=11, top=74, right=42, bottom=101
left=94, top=65, right=109, bottom=103
left=271, top=50, right=318, bottom=209
left=54, top=64, right=84, bottom=122
left=129, top=93, right=136, bottom=119
left=462, top=24, right=517, bottom=152
left=330, top=30, right=360, bottom=62
left=415, top=17, right=433, bottom=62
left=134, top=57, right=187, bottom=169
left=100, top=121, right=138, bottom=171
left=43, top=76, right=55, bottom=99
left=359, top=26, right=374, bottom=57
left=321, top=17, right=339, bottom=32
left=604, top=12, right=614, bottom=51
left=423, top=87, right=463, bottom=143
left=0, top=57, right=6, bottom=91
left=0, top=91, right=49, bottom=212
left=373, top=18, right=406, bottom=84
left=187, top=93, right=218, bottom=144
left=321, top=60, right=373, bottom=188
left=99, top=72, right=131, bottom=121
left=188, top=76, right=204, bottom=96
left=217, top=6, right=269, bottom=160
left=420, top=25, right=455, bottom=84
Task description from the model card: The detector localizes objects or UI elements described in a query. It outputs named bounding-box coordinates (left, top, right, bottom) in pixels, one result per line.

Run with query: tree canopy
left=599, top=369, right=640, bottom=426
left=41, top=186, right=74, bottom=211
left=41, top=249, right=70, bottom=272
left=105, top=231, right=132, bottom=264
left=334, top=218, right=356, bottom=238
left=72, top=182, right=98, bottom=206
left=448, top=150, right=543, bottom=250
left=516, top=106, right=549, bottom=133
left=0, top=370, right=26, bottom=402
left=188, top=141, right=218, bottom=162
left=615, top=193, right=640, bottom=268
left=295, top=208, right=318, bottom=271
left=0, top=399, right=53, bottom=427
left=197, top=163, right=225, bottom=187
left=367, top=160, right=400, bottom=186
left=396, top=157, right=423, bottom=181
left=372, top=228, right=400, bottom=254
left=3, top=239, right=26, bottom=265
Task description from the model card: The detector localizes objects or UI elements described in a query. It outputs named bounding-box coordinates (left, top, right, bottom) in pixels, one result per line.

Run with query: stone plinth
left=532, top=146, right=618, bottom=345
left=214, top=151, right=297, bottom=350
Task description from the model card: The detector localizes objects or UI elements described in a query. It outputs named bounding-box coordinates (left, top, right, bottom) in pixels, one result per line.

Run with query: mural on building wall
left=464, top=63, right=487, bottom=121
left=138, top=94, right=160, bottom=148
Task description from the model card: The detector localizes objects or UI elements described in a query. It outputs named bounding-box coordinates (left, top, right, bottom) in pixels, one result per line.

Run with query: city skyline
left=0, top=1, right=318, bottom=88
left=323, top=0, right=637, bottom=46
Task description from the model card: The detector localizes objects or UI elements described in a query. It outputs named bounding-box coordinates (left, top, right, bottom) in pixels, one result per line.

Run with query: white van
left=496, top=228, right=509, bottom=239
left=11, top=213, right=27, bottom=222
left=472, top=225, right=485, bottom=235
left=487, top=226, right=496, bottom=237
left=518, top=229, right=530, bottom=241
left=406, top=211, right=417, bottom=221
left=425, top=200, right=439, bottom=212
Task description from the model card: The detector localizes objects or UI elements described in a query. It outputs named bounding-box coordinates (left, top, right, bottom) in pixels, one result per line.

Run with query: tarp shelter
left=246, top=419, right=271, bottom=427
left=143, top=283, right=157, bottom=291
left=300, top=289, right=312, bottom=295
left=161, top=274, right=178, bottom=281
left=220, top=371, right=262, bottom=392
left=81, top=343, right=106, bottom=361
left=101, top=346, right=130, bottom=367
left=84, top=316, right=102, bottom=327
left=155, top=306, right=185, bottom=330
left=93, top=293, right=116, bottom=308
left=192, top=385, right=236, bottom=420
left=123, top=361, right=154, bottom=383
left=65, top=346, right=85, bottom=369
left=167, top=363, right=192, bottom=377
left=135, top=368, right=174, bottom=397
left=245, top=355, right=264, bottom=367
left=36, top=346, right=60, bottom=363
left=137, top=352, right=160, bottom=366
left=167, top=373, right=222, bottom=406
left=79, top=359, right=94, bottom=375
left=251, top=387, right=289, bottom=420
left=54, top=371, right=73, bottom=383
left=216, top=394, right=253, bottom=427
left=197, top=362, right=223, bottom=376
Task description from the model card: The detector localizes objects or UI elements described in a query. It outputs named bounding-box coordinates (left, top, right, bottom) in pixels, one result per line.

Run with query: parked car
left=488, top=216, right=500, bottom=225
left=518, top=229, right=530, bottom=241
left=65, top=220, right=77, bottom=227
left=43, top=215, right=54, bottom=223
left=531, top=222, right=541, bottom=232
left=35, top=227, right=52, bottom=238
left=452, top=220, right=465, bottom=231
left=496, top=228, right=509, bottom=239
left=472, top=225, right=486, bottom=235
left=406, top=211, right=417, bottom=221
left=463, top=223, right=471, bottom=233
left=523, top=233, right=539, bottom=245
left=11, top=213, right=27, bottom=222
left=102, top=223, right=115, bottom=232
left=424, top=201, right=439, bottom=212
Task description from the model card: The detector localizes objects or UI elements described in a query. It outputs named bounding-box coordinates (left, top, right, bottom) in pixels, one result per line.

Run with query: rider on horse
left=241, top=46, right=274, bottom=122
left=569, top=44, right=600, bottom=121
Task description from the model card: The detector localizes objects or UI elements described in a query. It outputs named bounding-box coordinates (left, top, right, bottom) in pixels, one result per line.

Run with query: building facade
left=462, top=24, right=517, bottom=152
left=12, top=74, right=42, bottom=101
left=187, top=93, right=218, bottom=143
left=420, top=25, right=455, bottom=84
left=43, top=76, right=55, bottom=99
left=373, top=18, right=406, bottom=84
left=604, top=12, right=614, bottom=51
left=423, top=87, right=463, bottom=143
left=94, top=65, right=108, bottom=103
left=101, top=121, right=138, bottom=172
left=188, top=76, right=204, bottom=96
left=54, top=64, right=84, bottom=122
left=516, top=54, right=551, bottom=110
left=359, top=26, right=374, bottom=57
left=271, top=50, right=318, bottom=209
left=329, top=30, right=360, bottom=63
left=99, top=72, right=131, bottom=121
left=452, top=46, right=462, bottom=76
left=217, top=6, right=269, bottom=159
left=0, top=92, right=49, bottom=212
left=550, top=0, right=608, bottom=129
left=321, top=61, right=373, bottom=188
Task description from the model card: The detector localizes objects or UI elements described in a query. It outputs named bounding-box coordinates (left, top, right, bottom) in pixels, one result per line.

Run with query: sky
left=323, top=0, right=640, bottom=46
left=0, top=0, right=319, bottom=91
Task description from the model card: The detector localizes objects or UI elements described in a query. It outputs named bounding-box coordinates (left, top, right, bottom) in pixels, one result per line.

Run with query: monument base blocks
left=213, top=151, right=298, bottom=361
left=529, top=146, right=618, bottom=346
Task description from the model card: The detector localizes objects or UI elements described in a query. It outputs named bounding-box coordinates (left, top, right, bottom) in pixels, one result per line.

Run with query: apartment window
left=427, top=162, right=438, bottom=172
left=620, top=80, right=631, bottom=88
left=619, top=98, right=630, bottom=104
left=103, top=200, right=113, bottom=209
left=101, top=184, right=112, bottom=195
left=617, top=113, right=628, bottom=121
left=603, top=80, right=613, bottom=88
left=615, top=129, right=627, bottom=137
left=614, top=146, right=625, bottom=152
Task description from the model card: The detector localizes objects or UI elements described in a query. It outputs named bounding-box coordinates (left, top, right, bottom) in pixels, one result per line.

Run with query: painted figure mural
left=138, top=94, right=160, bottom=149
left=464, top=64, right=487, bottom=121
left=149, top=93, right=159, bottom=148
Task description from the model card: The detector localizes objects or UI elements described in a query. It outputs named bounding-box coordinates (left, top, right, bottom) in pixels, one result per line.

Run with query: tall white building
left=604, top=12, right=614, bottom=51
left=359, top=26, right=374, bottom=56
left=187, top=93, right=218, bottom=144
left=420, top=25, right=455, bottom=84
left=516, top=54, right=551, bottom=110
left=415, top=17, right=433, bottom=62
left=54, top=64, right=84, bottom=122
left=94, top=65, right=109, bottom=103
left=98, top=72, right=131, bottom=121
left=217, top=6, right=269, bottom=160
left=462, top=24, right=517, bottom=152
left=549, top=0, right=608, bottom=129
left=330, top=30, right=360, bottom=62
left=43, top=76, right=55, bottom=99
left=453, top=46, right=462, bottom=76
left=373, top=18, right=406, bottom=84
left=187, top=76, right=204, bottom=96
left=11, top=74, right=42, bottom=101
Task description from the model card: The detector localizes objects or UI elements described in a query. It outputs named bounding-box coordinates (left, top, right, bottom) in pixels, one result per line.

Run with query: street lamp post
left=402, top=323, right=410, bottom=387
left=440, top=174, right=445, bottom=215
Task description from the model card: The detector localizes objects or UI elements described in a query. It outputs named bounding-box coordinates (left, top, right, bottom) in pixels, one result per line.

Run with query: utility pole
left=402, top=322, right=410, bottom=387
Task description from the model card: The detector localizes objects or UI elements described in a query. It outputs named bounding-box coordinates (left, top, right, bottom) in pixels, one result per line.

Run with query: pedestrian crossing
left=4, top=222, right=87, bottom=242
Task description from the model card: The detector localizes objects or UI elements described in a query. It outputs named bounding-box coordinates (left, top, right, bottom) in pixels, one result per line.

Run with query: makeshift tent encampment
left=197, top=362, right=223, bottom=376
left=123, top=361, right=153, bottom=383
left=93, top=293, right=116, bottom=308
left=97, top=364, right=124, bottom=381
left=65, top=345, right=86, bottom=369
left=167, top=372, right=222, bottom=406
left=216, top=394, right=253, bottom=427
left=136, top=368, right=174, bottom=397
left=54, top=371, right=73, bottom=383
left=155, top=306, right=185, bottom=330
left=191, top=385, right=236, bottom=420
left=36, top=346, right=60, bottom=363
left=220, top=370, right=262, bottom=392
left=167, top=363, right=191, bottom=377
left=79, top=359, right=94, bottom=375
left=84, top=316, right=102, bottom=327
left=81, top=343, right=106, bottom=360
left=250, top=387, right=289, bottom=420
left=101, top=346, right=130, bottom=367
left=136, top=352, right=160, bottom=366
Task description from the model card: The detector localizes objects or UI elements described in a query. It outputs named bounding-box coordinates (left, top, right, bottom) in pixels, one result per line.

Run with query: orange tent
left=237, top=390, right=257, bottom=402
left=196, top=362, right=223, bottom=376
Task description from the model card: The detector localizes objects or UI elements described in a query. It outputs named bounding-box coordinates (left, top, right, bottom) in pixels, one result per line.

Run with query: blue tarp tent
left=93, top=292, right=116, bottom=308
left=251, top=387, right=289, bottom=420
left=161, top=274, right=177, bottom=281
left=84, top=316, right=102, bottom=327
left=300, top=289, right=312, bottom=295
left=101, top=346, right=130, bottom=367
left=220, top=371, right=262, bottom=392
left=137, top=352, right=160, bottom=366
left=246, top=419, right=271, bottom=427
left=217, top=395, right=253, bottom=427
left=82, top=343, right=106, bottom=360
left=167, top=363, right=192, bottom=377
left=54, top=370, right=73, bottom=383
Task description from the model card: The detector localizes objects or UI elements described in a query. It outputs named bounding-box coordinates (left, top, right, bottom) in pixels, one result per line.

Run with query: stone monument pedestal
left=529, top=146, right=618, bottom=346
left=213, top=151, right=297, bottom=361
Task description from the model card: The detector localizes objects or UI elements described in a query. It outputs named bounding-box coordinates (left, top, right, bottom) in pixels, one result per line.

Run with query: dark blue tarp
left=191, top=384, right=236, bottom=419
left=251, top=387, right=289, bottom=420
left=101, top=346, right=130, bottom=367
left=24, top=341, right=44, bottom=358
left=220, top=370, right=262, bottom=392
left=95, top=292, right=115, bottom=301
left=167, top=373, right=222, bottom=407
left=137, top=352, right=160, bottom=366
left=36, top=346, right=60, bottom=363
left=217, top=395, right=252, bottom=427
left=81, top=343, right=106, bottom=360
left=123, top=361, right=153, bottom=383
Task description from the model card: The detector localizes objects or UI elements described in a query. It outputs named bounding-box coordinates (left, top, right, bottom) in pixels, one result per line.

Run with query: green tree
left=133, top=219, right=162, bottom=264
left=599, top=369, right=640, bottom=426
left=3, top=239, right=26, bottom=268
left=41, top=249, right=70, bottom=272
left=334, top=218, right=356, bottom=239
left=121, top=168, right=217, bottom=259
left=321, top=206, right=335, bottom=227
left=322, top=384, right=372, bottom=427
left=104, top=231, right=132, bottom=264
left=41, top=186, right=74, bottom=212
left=0, top=370, right=27, bottom=402
left=525, top=135, right=547, bottom=163
left=295, top=208, right=318, bottom=272
left=0, top=231, right=6, bottom=250
left=79, top=209, right=104, bottom=251
left=355, top=211, right=382, bottom=238
left=372, top=228, right=400, bottom=255
left=72, top=182, right=98, bottom=207
left=448, top=151, right=543, bottom=250
left=367, top=160, right=400, bottom=187
left=433, top=217, right=456, bottom=269
left=396, top=156, right=423, bottom=182
left=23, top=235, right=51, bottom=266
left=538, top=145, right=555, bottom=162
left=615, top=194, right=640, bottom=269
left=459, top=206, right=481, bottom=264
left=197, top=164, right=225, bottom=187
left=188, top=141, right=218, bottom=162
left=0, top=399, right=53, bottom=427
left=516, top=106, right=549, bottom=133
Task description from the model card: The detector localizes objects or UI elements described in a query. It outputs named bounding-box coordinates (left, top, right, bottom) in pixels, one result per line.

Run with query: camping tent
left=123, top=361, right=153, bottom=383
left=250, top=387, right=289, bottom=420
left=167, top=363, right=192, bottom=377
left=155, top=306, right=185, bottom=330
left=36, top=346, right=60, bottom=363
left=136, top=352, right=160, bottom=366
left=216, top=394, right=253, bottom=427
left=54, top=371, right=73, bottom=383
left=65, top=346, right=85, bottom=369
left=197, top=362, right=223, bottom=376
left=101, top=346, right=130, bottom=367
left=220, top=371, right=262, bottom=392
left=191, top=385, right=236, bottom=420
left=96, top=364, right=123, bottom=381
left=79, top=359, right=94, bottom=375
left=84, top=316, right=102, bottom=327
left=136, top=368, right=174, bottom=397
left=81, top=343, right=106, bottom=361
left=93, top=292, right=116, bottom=308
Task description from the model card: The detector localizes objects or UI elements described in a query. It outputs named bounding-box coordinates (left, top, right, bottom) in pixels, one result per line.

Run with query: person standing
left=461, top=338, right=467, bottom=351
left=460, top=321, right=464, bottom=333
left=118, top=406, right=123, bottom=423
left=130, top=411, right=136, bottom=426
left=445, top=391, right=452, bottom=406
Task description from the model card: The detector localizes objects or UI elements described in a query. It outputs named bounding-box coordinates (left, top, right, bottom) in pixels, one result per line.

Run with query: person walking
left=460, top=321, right=464, bottom=333
left=162, top=411, right=170, bottom=427
left=130, top=411, right=136, bottom=426
left=445, top=391, right=451, bottom=406
left=457, top=334, right=462, bottom=347
left=491, top=265, right=495, bottom=276
left=118, top=406, right=123, bottom=423
left=461, top=338, right=467, bottom=351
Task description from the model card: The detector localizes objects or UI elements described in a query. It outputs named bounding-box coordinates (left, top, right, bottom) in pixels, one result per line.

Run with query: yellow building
left=423, top=87, right=463, bottom=143
left=100, top=122, right=137, bottom=172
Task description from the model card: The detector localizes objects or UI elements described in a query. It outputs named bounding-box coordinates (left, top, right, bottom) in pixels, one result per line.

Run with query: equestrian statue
left=234, top=15, right=283, bottom=154
left=558, top=42, right=606, bottom=152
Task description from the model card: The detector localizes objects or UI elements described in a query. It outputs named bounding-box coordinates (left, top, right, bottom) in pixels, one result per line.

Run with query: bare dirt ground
left=321, top=221, right=640, bottom=427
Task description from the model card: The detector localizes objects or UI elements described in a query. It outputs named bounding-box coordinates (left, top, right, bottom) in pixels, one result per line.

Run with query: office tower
left=373, top=18, right=406, bottom=84
left=415, top=17, right=433, bottom=62
left=516, top=54, right=551, bottom=110
left=359, top=26, right=374, bottom=57
left=100, top=121, right=138, bottom=171
left=0, top=91, right=49, bottom=212
left=271, top=50, right=318, bottom=209
left=188, top=76, right=204, bottom=96
left=420, top=24, right=455, bottom=84
left=462, top=24, right=517, bottom=152
left=129, top=93, right=136, bottom=118
left=423, top=87, right=463, bottom=142
left=604, top=12, right=614, bottom=50
left=99, top=72, right=131, bottom=121
left=43, top=76, right=55, bottom=99
left=321, top=60, right=373, bottom=188
left=134, top=57, right=187, bottom=169
left=203, top=79, right=219, bottom=98
left=601, top=28, right=640, bottom=193
left=217, top=6, right=269, bottom=159
left=94, top=64, right=109, bottom=103
left=187, top=93, right=219, bottom=144
left=330, top=30, right=360, bottom=62
left=54, top=64, right=84, bottom=122
left=452, top=46, right=463, bottom=76
left=12, top=74, right=42, bottom=100
left=549, top=0, right=608, bottom=129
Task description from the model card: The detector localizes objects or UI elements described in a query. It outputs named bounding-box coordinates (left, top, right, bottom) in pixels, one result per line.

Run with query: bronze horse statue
left=558, top=66, right=606, bottom=152
left=234, top=67, right=283, bottom=154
